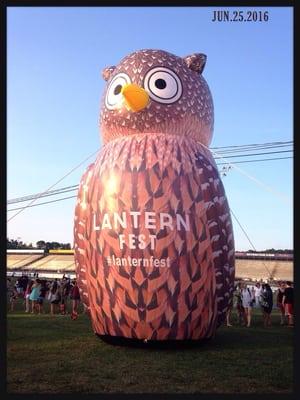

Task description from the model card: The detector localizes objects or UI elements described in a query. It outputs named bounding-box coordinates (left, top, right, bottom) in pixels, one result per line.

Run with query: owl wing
left=74, top=162, right=96, bottom=314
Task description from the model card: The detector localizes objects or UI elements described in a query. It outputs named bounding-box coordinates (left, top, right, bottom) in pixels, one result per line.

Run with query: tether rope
left=229, top=208, right=273, bottom=279
left=7, top=149, right=99, bottom=223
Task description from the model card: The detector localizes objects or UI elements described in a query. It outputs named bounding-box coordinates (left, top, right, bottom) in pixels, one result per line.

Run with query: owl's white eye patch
left=105, top=73, right=131, bottom=110
left=143, top=67, right=182, bottom=104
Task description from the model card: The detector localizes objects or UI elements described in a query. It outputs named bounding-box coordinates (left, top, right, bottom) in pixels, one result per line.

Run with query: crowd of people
left=7, top=274, right=83, bottom=319
left=7, top=275, right=294, bottom=328
left=226, top=281, right=294, bottom=328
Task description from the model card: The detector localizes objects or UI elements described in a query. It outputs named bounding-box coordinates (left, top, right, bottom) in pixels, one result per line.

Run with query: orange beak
left=121, top=83, right=149, bottom=112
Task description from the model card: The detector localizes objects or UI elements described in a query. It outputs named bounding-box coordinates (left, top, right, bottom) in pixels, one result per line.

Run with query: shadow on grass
left=98, top=334, right=214, bottom=349
left=97, top=323, right=293, bottom=352
left=8, top=311, right=293, bottom=353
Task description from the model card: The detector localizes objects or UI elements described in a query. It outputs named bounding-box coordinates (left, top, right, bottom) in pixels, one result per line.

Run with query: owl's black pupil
left=155, top=79, right=167, bottom=89
left=114, top=84, right=122, bottom=95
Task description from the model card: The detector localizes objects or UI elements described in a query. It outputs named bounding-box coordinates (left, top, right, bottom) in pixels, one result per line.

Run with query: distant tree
left=265, top=248, right=276, bottom=253
left=36, top=240, right=46, bottom=249
left=7, top=238, right=30, bottom=249
left=264, top=248, right=293, bottom=254
left=8, top=238, right=72, bottom=250
left=246, top=248, right=293, bottom=255
left=45, top=242, right=71, bottom=250
left=61, top=243, right=71, bottom=250
left=284, top=249, right=293, bottom=254
left=45, top=242, right=52, bottom=251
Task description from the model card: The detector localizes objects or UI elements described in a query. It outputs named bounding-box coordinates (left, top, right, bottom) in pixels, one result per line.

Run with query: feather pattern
left=74, top=134, right=235, bottom=340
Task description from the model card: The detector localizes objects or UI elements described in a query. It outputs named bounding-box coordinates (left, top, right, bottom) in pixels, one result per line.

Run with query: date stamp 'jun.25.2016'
left=212, top=10, right=269, bottom=22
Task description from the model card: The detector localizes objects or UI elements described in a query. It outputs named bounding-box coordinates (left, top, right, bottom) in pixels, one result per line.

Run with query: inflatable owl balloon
left=74, top=49, right=235, bottom=341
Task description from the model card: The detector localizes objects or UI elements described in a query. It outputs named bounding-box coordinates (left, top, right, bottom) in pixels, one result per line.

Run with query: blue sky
left=7, top=6, right=293, bottom=250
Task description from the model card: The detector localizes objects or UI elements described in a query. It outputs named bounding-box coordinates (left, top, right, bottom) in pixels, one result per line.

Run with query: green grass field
left=7, top=298, right=293, bottom=394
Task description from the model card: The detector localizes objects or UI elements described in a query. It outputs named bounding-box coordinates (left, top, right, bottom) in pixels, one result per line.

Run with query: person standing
left=254, top=282, right=263, bottom=308
left=24, top=280, right=33, bottom=313
left=16, top=278, right=23, bottom=296
left=251, top=286, right=256, bottom=304
left=241, top=283, right=255, bottom=327
left=276, top=282, right=286, bottom=325
left=36, top=280, right=47, bottom=314
left=282, top=281, right=294, bottom=327
left=29, top=279, right=42, bottom=314
left=225, top=300, right=233, bottom=327
left=234, top=282, right=245, bottom=325
left=59, top=277, right=71, bottom=314
left=260, top=283, right=273, bottom=327
left=70, top=280, right=80, bottom=320
left=21, top=275, right=29, bottom=294
left=7, top=278, right=18, bottom=312
left=48, top=280, right=61, bottom=315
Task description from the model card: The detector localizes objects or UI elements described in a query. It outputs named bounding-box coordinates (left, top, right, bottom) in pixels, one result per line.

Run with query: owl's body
left=74, top=49, right=235, bottom=341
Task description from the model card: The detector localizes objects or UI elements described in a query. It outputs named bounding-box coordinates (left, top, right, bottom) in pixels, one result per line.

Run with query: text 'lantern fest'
left=74, top=49, right=235, bottom=341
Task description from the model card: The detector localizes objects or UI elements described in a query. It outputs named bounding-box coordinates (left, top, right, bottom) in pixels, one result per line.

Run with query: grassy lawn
left=7, top=299, right=293, bottom=394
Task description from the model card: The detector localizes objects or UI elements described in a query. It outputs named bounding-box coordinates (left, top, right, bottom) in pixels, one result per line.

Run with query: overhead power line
left=7, top=149, right=99, bottom=223
left=8, top=187, right=78, bottom=206
left=7, top=154, right=293, bottom=207
left=217, top=156, right=292, bottom=165
left=213, top=149, right=292, bottom=159
left=214, top=144, right=293, bottom=154
left=7, top=185, right=79, bottom=204
left=7, top=140, right=293, bottom=214
left=7, top=155, right=293, bottom=212
left=7, top=195, right=78, bottom=212
left=7, top=141, right=293, bottom=205
left=205, top=146, right=291, bottom=205
left=211, top=140, right=293, bottom=150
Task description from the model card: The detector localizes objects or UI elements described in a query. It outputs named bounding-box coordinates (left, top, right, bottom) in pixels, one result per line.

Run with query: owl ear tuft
left=183, top=53, right=207, bottom=74
left=102, top=66, right=116, bottom=81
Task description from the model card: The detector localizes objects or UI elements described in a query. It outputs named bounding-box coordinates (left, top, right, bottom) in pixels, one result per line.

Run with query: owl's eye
left=105, top=73, right=131, bottom=110
left=143, top=67, right=182, bottom=104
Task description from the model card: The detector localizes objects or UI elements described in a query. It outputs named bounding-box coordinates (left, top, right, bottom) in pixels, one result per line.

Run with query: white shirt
left=254, top=287, right=262, bottom=297
left=241, top=288, right=253, bottom=307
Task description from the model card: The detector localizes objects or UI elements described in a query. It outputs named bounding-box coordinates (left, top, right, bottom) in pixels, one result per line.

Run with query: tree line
left=247, top=249, right=293, bottom=254
left=7, top=238, right=71, bottom=251
left=7, top=237, right=292, bottom=254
